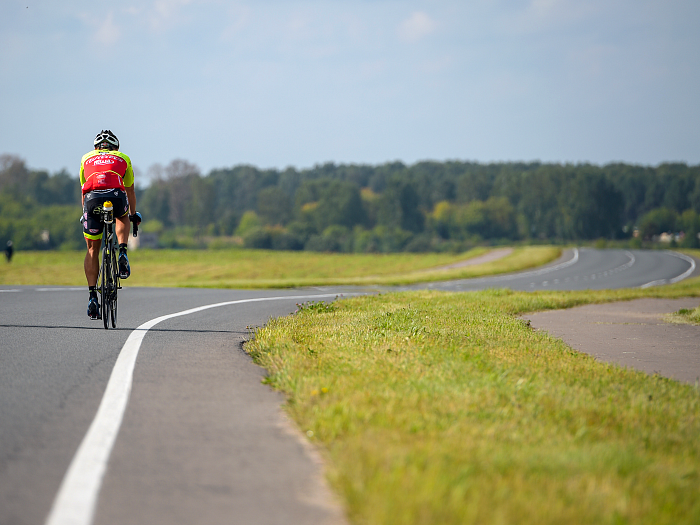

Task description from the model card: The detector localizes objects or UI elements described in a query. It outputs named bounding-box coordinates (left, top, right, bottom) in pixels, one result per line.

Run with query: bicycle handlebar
left=130, top=212, right=142, bottom=237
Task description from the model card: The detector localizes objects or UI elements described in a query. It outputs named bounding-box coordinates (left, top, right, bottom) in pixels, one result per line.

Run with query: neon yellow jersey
left=79, top=149, right=134, bottom=192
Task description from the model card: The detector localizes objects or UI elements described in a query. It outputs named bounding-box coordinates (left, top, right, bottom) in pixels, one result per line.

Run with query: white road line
left=0, top=288, right=85, bottom=293
left=45, top=293, right=345, bottom=525
left=640, top=251, right=696, bottom=288
left=667, top=251, right=696, bottom=283
left=35, top=288, right=85, bottom=292
left=640, top=279, right=667, bottom=289
left=456, top=248, right=580, bottom=284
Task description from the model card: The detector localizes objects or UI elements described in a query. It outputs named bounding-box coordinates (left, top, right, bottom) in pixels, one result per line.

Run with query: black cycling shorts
left=82, top=189, right=129, bottom=240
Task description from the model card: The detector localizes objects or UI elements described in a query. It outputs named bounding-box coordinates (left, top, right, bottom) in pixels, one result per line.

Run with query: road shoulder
left=523, top=297, right=700, bottom=384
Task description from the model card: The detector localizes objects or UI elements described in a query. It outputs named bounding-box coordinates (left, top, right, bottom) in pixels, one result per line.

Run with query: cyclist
left=80, top=130, right=140, bottom=319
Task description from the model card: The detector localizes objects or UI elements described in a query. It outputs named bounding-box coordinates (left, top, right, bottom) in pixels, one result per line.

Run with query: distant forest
left=2, top=153, right=699, bottom=252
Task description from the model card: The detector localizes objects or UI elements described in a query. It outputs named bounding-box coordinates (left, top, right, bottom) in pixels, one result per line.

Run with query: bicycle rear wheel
left=101, top=245, right=110, bottom=329
left=110, top=248, right=119, bottom=328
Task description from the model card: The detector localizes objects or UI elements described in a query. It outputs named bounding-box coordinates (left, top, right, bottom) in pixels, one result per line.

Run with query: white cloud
left=78, top=11, right=121, bottom=45
left=97, top=12, right=121, bottom=45
left=398, top=11, right=437, bottom=42
left=148, top=0, right=193, bottom=32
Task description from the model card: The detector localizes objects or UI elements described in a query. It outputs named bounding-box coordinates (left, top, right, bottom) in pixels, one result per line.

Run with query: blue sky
left=1, top=0, right=699, bottom=182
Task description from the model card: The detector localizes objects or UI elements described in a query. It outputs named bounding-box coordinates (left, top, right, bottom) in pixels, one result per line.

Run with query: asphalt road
left=1, top=288, right=349, bottom=525
left=0, top=248, right=697, bottom=525
left=406, top=247, right=697, bottom=291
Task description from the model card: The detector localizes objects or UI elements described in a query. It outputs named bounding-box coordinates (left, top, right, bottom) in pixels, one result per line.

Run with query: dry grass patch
left=0, top=246, right=559, bottom=288
left=666, top=306, right=700, bottom=325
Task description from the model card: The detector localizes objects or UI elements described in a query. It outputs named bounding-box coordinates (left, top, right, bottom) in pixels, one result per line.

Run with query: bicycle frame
left=99, top=201, right=120, bottom=329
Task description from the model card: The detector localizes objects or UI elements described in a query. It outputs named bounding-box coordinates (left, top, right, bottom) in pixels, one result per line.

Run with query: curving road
left=0, top=248, right=697, bottom=525
left=409, top=248, right=697, bottom=292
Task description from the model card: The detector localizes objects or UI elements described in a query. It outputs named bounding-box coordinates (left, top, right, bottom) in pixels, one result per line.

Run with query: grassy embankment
left=0, top=246, right=559, bottom=288
left=246, top=249, right=700, bottom=525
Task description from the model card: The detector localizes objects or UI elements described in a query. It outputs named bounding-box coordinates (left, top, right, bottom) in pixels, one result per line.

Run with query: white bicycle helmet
left=94, top=129, right=119, bottom=150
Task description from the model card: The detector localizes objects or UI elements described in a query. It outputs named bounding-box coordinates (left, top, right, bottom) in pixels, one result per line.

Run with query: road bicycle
left=96, top=201, right=139, bottom=329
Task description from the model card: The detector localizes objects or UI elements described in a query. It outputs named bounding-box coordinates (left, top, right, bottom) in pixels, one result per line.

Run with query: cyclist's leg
left=113, top=189, right=131, bottom=279
left=114, top=188, right=130, bottom=245
left=83, top=192, right=105, bottom=319
left=82, top=192, right=105, bottom=287
left=116, top=218, right=131, bottom=279
left=84, top=238, right=101, bottom=286
left=85, top=237, right=101, bottom=319
left=116, top=213, right=129, bottom=244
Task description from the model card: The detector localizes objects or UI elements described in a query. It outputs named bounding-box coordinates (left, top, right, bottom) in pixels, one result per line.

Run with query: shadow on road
left=0, top=324, right=248, bottom=335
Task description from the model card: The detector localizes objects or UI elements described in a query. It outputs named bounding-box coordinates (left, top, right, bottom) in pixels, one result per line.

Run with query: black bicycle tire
left=111, top=247, right=118, bottom=328
left=102, top=244, right=109, bottom=330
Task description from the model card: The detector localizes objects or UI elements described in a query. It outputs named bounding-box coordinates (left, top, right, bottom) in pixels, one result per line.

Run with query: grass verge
left=0, top=246, right=559, bottom=288
left=666, top=306, right=700, bottom=325
left=245, top=272, right=700, bottom=525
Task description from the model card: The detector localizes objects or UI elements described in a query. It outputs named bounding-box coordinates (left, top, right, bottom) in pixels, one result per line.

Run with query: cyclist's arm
left=121, top=154, right=136, bottom=215
left=125, top=184, right=136, bottom=216
left=79, top=159, right=86, bottom=208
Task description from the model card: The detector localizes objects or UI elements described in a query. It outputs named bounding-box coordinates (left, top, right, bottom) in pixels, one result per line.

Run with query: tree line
left=2, top=153, right=699, bottom=251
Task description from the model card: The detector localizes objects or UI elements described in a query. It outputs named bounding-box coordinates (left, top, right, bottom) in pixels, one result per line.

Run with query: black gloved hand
left=129, top=212, right=142, bottom=237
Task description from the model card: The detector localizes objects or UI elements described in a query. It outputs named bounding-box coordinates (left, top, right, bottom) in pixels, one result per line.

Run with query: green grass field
left=0, top=246, right=559, bottom=288
left=246, top=252, right=700, bottom=525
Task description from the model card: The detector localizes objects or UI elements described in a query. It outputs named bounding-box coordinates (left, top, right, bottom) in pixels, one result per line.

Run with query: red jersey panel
left=81, top=153, right=128, bottom=193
